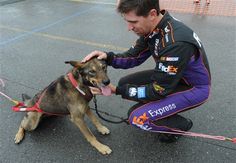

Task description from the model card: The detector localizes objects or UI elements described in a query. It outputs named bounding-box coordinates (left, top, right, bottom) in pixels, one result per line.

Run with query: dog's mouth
left=100, top=86, right=112, bottom=96
left=91, top=81, right=112, bottom=96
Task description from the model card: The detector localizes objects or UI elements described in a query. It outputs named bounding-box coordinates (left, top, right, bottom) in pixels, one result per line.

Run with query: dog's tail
left=21, top=94, right=31, bottom=104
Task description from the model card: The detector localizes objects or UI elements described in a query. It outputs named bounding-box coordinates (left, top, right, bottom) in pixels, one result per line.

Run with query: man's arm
left=115, top=42, right=197, bottom=101
left=106, top=36, right=151, bottom=69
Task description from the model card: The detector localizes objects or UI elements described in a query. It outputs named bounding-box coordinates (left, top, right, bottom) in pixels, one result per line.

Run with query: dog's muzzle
left=102, top=79, right=110, bottom=86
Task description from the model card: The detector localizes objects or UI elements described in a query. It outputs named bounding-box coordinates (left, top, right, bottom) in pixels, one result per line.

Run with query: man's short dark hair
left=117, top=0, right=160, bottom=17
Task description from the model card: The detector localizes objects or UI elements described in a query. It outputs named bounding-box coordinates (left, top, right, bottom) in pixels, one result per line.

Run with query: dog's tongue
left=101, top=86, right=112, bottom=96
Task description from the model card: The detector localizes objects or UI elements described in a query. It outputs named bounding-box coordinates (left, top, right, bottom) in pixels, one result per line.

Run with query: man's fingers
left=82, top=53, right=96, bottom=63
left=82, top=51, right=107, bottom=63
left=89, top=86, right=102, bottom=95
left=97, top=55, right=105, bottom=60
left=108, top=84, right=116, bottom=94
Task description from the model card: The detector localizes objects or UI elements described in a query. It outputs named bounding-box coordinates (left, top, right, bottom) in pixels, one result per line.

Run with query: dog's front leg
left=70, top=113, right=112, bottom=155
left=86, top=107, right=110, bottom=135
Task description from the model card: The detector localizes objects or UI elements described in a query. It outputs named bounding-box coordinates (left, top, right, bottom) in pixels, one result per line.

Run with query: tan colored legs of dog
left=14, top=107, right=112, bottom=155
left=14, top=112, right=43, bottom=144
left=86, top=108, right=110, bottom=135
left=70, top=108, right=112, bottom=155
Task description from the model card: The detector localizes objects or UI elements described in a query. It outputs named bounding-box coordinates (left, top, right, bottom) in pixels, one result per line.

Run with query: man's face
left=123, top=10, right=153, bottom=36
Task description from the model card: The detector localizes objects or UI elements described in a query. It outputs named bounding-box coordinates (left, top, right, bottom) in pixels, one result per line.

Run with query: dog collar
left=67, top=72, right=86, bottom=95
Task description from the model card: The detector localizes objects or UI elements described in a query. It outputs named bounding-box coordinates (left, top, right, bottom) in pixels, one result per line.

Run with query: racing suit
left=106, top=10, right=211, bottom=132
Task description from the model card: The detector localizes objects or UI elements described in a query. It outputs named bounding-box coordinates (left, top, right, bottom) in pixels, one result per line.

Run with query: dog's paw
left=97, top=126, right=110, bottom=135
left=91, top=139, right=112, bottom=155
left=98, top=144, right=112, bottom=155
left=14, top=132, right=24, bottom=144
left=14, top=128, right=25, bottom=144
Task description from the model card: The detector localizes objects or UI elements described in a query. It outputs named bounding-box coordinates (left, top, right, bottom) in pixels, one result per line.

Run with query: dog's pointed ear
left=65, top=61, right=83, bottom=68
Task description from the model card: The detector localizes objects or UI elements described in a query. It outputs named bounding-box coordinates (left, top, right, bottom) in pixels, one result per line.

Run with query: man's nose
left=127, top=23, right=134, bottom=31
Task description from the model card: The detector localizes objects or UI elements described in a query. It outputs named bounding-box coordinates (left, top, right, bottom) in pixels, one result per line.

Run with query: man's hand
left=82, top=51, right=107, bottom=63
left=108, top=83, right=116, bottom=94
left=89, top=86, right=102, bottom=95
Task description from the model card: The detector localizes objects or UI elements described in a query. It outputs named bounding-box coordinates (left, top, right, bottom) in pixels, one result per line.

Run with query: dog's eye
left=88, top=70, right=96, bottom=76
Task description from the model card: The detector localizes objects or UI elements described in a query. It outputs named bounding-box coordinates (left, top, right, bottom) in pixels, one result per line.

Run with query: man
left=83, top=0, right=211, bottom=143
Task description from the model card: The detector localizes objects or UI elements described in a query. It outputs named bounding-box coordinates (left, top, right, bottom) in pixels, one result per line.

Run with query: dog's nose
left=102, top=79, right=110, bottom=86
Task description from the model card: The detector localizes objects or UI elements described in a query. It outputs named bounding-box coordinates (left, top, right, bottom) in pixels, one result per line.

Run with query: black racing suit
left=106, top=10, right=211, bottom=132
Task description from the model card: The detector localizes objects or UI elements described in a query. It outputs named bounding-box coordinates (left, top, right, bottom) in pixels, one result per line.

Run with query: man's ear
left=149, top=9, right=158, bottom=20
left=65, top=61, right=83, bottom=68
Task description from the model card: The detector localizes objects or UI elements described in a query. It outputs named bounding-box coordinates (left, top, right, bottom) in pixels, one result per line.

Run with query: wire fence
left=160, top=0, right=236, bottom=17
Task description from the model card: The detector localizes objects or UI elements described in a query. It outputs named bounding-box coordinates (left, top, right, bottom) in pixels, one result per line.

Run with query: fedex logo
left=158, top=63, right=178, bottom=75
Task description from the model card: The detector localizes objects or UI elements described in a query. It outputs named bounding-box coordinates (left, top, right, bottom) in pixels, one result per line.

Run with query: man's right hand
left=82, top=50, right=107, bottom=63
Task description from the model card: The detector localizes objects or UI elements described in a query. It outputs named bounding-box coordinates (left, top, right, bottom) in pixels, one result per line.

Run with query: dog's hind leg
left=70, top=110, right=112, bottom=155
left=15, top=112, right=43, bottom=144
left=86, top=107, right=110, bottom=135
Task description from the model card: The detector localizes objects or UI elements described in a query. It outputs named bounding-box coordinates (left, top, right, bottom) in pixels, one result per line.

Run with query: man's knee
left=127, top=103, right=150, bottom=126
left=127, top=103, right=144, bottom=118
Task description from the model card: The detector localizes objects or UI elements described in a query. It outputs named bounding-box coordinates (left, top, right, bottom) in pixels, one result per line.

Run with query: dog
left=14, top=58, right=112, bottom=155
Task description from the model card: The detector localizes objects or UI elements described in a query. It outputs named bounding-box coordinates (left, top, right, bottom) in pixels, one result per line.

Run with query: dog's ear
left=65, top=61, right=83, bottom=68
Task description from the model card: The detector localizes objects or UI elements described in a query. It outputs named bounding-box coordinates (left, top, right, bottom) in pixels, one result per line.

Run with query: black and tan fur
left=14, top=58, right=112, bottom=155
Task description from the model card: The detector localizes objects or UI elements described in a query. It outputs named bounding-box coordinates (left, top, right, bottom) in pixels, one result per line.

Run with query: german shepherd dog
left=14, top=58, right=112, bottom=155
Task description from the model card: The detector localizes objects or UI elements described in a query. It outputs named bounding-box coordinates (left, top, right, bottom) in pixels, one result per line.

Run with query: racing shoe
left=154, top=114, right=193, bottom=143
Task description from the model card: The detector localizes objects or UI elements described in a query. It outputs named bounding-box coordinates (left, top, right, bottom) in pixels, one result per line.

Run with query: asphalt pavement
left=0, top=0, right=236, bottom=163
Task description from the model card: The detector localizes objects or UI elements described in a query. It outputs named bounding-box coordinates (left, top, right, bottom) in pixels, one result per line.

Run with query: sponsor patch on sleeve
left=153, top=83, right=165, bottom=93
left=160, top=57, right=179, bottom=61
left=129, top=87, right=137, bottom=97
left=137, top=87, right=146, bottom=98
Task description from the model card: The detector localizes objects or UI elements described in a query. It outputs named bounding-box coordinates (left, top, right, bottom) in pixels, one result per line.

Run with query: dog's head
left=65, top=58, right=110, bottom=89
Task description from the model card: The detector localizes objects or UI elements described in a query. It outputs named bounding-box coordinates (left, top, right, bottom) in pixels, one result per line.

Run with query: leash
left=92, top=96, right=236, bottom=144
left=150, top=128, right=236, bottom=144
left=0, top=85, right=63, bottom=115
left=92, top=95, right=129, bottom=124
left=0, top=90, right=20, bottom=105
left=0, top=77, right=121, bottom=118
left=0, top=79, right=20, bottom=105
left=0, top=78, right=5, bottom=87
left=1, top=77, right=236, bottom=144
left=0, top=77, right=58, bottom=114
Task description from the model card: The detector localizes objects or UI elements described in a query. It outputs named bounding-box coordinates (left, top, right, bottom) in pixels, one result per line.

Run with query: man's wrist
left=106, top=52, right=114, bottom=65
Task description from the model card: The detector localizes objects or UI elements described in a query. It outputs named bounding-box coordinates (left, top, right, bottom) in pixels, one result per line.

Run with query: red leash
left=12, top=102, right=42, bottom=112
left=1, top=77, right=236, bottom=144
left=149, top=127, right=236, bottom=144
left=0, top=89, right=56, bottom=114
left=11, top=90, right=46, bottom=113
left=1, top=73, right=91, bottom=115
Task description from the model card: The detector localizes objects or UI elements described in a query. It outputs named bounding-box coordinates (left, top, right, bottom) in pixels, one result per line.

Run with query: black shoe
left=158, top=133, right=181, bottom=143
left=154, top=115, right=193, bottom=143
